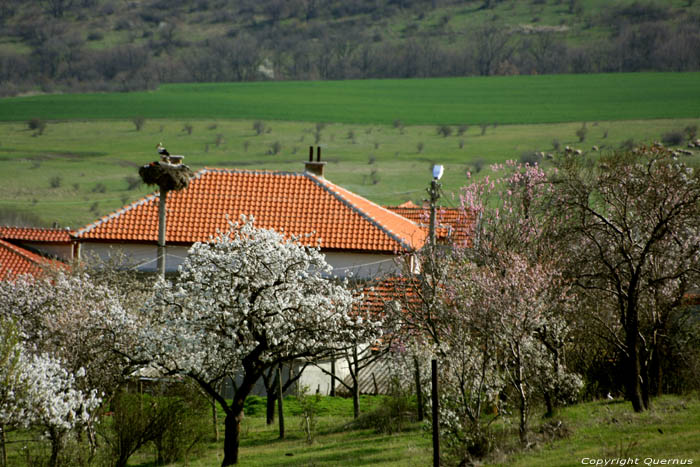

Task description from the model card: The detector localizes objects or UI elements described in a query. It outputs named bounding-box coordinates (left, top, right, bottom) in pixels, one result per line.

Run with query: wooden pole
left=432, top=358, right=440, bottom=467
left=157, top=188, right=168, bottom=278
left=330, top=357, right=336, bottom=397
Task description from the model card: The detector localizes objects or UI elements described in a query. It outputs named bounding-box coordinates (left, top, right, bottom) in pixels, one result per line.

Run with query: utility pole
left=157, top=188, right=168, bottom=278
left=138, top=144, right=192, bottom=279
left=428, top=165, right=443, bottom=466
left=428, top=164, right=443, bottom=250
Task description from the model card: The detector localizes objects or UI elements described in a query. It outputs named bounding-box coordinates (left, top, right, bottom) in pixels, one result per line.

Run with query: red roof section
left=74, top=169, right=427, bottom=253
left=0, top=239, right=61, bottom=281
left=385, top=205, right=475, bottom=246
left=0, top=227, right=73, bottom=243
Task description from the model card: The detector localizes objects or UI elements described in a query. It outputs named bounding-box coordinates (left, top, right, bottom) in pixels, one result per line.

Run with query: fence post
left=432, top=358, right=440, bottom=466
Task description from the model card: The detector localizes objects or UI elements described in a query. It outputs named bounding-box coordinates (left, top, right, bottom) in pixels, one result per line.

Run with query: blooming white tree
left=0, top=269, right=142, bottom=461
left=140, top=217, right=382, bottom=466
left=0, top=319, right=101, bottom=467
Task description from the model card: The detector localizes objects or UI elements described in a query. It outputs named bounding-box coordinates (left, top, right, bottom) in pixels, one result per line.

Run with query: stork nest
left=139, top=161, right=193, bottom=191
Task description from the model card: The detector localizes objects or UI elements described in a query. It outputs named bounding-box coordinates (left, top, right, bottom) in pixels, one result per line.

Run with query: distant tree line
left=0, top=0, right=699, bottom=95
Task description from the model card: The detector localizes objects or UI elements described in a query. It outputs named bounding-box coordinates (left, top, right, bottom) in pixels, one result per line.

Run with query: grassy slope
left=2, top=0, right=699, bottom=66
left=2, top=73, right=700, bottom=124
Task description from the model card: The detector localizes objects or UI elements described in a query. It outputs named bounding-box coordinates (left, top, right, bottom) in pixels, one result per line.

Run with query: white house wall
left=324, top=251, right=404, bottom=279
left=79, top=243, right=407, bottom=279
left=79, top=243, right=191, bottom=273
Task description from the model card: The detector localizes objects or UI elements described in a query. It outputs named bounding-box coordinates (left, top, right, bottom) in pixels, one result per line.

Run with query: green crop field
left=1, top=73, right=699, bottom=229
left=2, top=72, right=700, bottom=125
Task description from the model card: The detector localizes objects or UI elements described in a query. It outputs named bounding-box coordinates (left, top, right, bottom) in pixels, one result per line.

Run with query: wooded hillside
left=0, top=0, right=699, bottom=95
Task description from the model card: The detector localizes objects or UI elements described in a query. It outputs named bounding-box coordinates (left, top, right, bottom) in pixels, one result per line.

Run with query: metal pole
left=432, top=358, right=440, bottom=467
left=157, top=188, right=168, bottom=278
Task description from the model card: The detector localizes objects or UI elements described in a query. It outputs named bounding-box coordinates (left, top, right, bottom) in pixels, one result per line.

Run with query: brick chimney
left=304, top=146, right=326, bottom=177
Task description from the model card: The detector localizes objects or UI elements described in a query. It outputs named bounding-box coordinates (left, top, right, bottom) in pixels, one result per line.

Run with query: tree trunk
left=414, top=356, right=424, bottom=421
left=48, top=429, right=64, bottom=467
left=352, top=346, right=360, bottom=419
left=1, top=425, right=7, bottom=467
left=222, top=411, right=243, bottom=466
left=625, top=307, right=646, bottom=412
left=266, top=388, right=277, bottom=425
left=650, top=338, right=664, bottom=397
left=277, top=365, right=285, bottom=439
left=212, top=397, right=220, bottom=441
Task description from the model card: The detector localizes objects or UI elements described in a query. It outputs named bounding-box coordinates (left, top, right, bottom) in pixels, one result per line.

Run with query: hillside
left=1, top=0, right=699, bottom=95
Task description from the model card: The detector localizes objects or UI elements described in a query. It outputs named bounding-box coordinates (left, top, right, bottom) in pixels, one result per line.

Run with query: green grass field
left=2, top=73, right=700, bottom=125
left=1, top=117, right=698, bottom=229
left=0, top=73, right=699, bottom=228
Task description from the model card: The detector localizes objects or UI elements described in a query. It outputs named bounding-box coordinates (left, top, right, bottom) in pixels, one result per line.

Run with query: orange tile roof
left=0, top=227, right=73, bottom=243
left=354, top=276, right=421, bottom=314
left=0, top=239, right=61, bottom=281
left=74, top=169, right=427, bottom=253
left=385, top=205, right=475, bottom=246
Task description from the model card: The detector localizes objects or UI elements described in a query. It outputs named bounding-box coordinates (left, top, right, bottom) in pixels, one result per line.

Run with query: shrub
left=125, top=176, right=141, bottom=190
left=520, top=151, right=542, bottom=166
left=684, top=124, right=697, bottom=140
left=662, top=130, right=684, bottom=146
left=99, top=383, right=209, bottom=467
left=251, top=120, right=264, bottom=135
left=49, top=176, right=62, bottom=188
left=92, top=183, right=107, bottom=193
left=576, top=123, right=588, bottom=142
left=27, top=118, right=46, bottom=135
left=132, top=116, right=145, bottom=131
left=620, top=138, right=635, bottom=151
left=297, top=386, right=321, bottom=444
left=457, top=124, right=469, bottom=136
left=268, top=141, right=282, bottom=155
left=351, top=380, right=416, bottom=435
left=437, top=125, right=452, bottom=137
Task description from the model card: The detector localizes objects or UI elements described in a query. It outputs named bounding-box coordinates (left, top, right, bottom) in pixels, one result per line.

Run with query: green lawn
left=1, top=73, right=699, bottom=125
left=4, top=394, right=699, bottom=466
